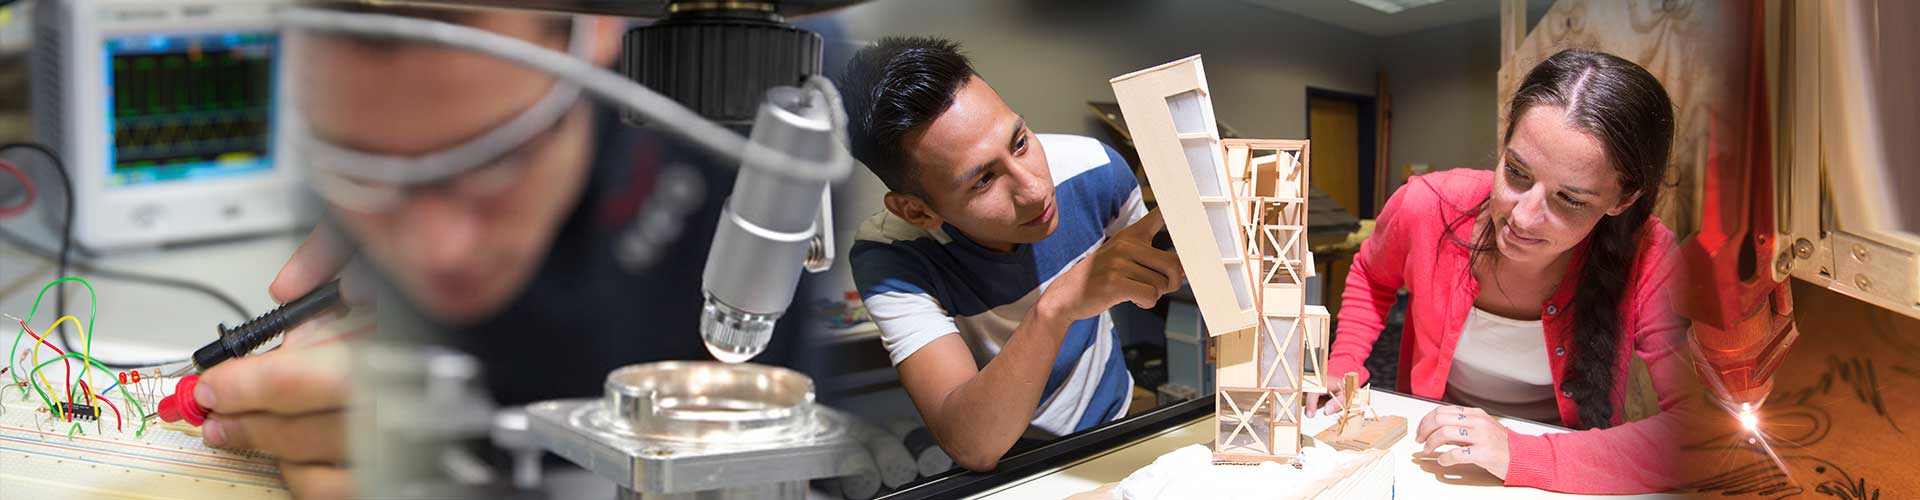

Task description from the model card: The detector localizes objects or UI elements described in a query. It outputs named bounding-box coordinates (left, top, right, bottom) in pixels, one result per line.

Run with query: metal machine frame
left=1770, top=0, right=1919, bottom=319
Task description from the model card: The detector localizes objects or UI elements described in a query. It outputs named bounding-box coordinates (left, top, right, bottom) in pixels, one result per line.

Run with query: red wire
left=79, top=380, right=123, bottom=431
left=17, top=320, right=75, bottom=419
left=0, top=158, right=34, bottom=218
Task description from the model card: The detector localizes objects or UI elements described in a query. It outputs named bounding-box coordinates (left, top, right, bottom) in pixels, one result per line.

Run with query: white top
left=1443, top=307, right=1560, bottom=423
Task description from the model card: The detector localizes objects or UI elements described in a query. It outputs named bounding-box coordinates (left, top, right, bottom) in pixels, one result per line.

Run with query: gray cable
left=805, top=75, right=851, bottom=149
left=276, top=8, right=845, bottom=180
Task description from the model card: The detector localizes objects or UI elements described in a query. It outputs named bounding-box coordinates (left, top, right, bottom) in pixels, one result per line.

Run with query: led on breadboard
left=1, top=378, right=288, bottom=499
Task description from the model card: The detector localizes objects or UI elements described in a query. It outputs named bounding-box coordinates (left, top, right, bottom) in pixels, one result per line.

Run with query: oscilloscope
left=30, top=0, right=304, bottom=249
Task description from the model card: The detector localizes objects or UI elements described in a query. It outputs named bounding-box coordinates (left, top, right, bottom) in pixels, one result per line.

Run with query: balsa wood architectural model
left=1313, top=373, right=1408, bottom=452
left=1110, top=55, right=1334, bottom=464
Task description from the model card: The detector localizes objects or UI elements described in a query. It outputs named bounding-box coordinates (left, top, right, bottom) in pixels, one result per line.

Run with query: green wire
left=7, top=277, right=98, bottom=401
left=26, top=352, right=149, bottom=437
left=6, top=277, right=147, bottom=437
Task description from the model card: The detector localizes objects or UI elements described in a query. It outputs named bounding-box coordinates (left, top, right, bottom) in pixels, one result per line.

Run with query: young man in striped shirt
left=841, top=37, right=1183, bottom=471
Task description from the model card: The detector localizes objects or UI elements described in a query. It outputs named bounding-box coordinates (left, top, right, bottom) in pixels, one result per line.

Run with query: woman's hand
left=1306, top=383, right=1348, bottom=416
left=1414, top=405, right=1513, bottom=479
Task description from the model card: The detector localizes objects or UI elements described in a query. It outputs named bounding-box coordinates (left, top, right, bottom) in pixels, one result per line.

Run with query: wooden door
left=1308, top=95, right=1362, bottom=314
left=1308, top=95, right=1361, bottom=215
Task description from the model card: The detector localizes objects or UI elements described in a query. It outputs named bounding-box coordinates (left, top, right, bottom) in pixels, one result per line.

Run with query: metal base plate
left=527, top=398, right=864, bottom=495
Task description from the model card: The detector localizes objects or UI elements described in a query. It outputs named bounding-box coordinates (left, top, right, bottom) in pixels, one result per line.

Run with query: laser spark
left=1733, top=403, right=1797, bottom=490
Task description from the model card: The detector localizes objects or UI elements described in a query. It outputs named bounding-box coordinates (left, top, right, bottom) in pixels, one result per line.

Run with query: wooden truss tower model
left=1111, top=56, right=1331, bottom=463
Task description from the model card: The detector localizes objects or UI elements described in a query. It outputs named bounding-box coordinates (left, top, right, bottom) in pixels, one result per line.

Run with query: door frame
left=1303, top=87, right=1379, bottom=218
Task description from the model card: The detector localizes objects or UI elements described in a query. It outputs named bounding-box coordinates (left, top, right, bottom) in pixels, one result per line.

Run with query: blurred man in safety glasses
left=186, top=6, right=813, bottom=498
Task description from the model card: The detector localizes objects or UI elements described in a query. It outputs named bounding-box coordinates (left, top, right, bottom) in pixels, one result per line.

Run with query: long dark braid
left=1447, top=49, right=1674, bottom=429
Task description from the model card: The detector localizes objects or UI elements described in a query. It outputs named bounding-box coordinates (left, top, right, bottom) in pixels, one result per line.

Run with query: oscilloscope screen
left=104, top=32, right=279, bottom=187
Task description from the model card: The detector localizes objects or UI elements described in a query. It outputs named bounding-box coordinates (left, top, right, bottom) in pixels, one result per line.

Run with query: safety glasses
left=299, top=18, right=593, bottom=214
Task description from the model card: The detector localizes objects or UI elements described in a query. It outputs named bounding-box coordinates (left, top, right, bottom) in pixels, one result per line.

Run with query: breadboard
left=0, top=381, right=287, bottom=499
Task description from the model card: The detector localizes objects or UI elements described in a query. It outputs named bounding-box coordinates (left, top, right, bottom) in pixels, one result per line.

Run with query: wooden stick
left=1335, top=372, right=1358, bottom=435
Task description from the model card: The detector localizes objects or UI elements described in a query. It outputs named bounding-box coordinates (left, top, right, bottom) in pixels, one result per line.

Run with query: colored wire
left=45, top=315, right=93, bottom=407
left=22, top=357, right=64, bottom=416
left=21, top=320, right=67, bottom=404
left=1, top=144, right=80, bottom=362
left=100, top=366, right=147, bottom=397
left=7, top=277, right=95, bottom=393
left=0, top=227, right=252, bottom=368
left=12, top=318, right=70, bottom=411
left=25, top=353, right=147, bottom=436
left=75, top=378, right=91, bottom=408
left=0, top=145, right=123, bottom=373
left=43, top=316, right=90, bottom=415
left=0, top=141, right=252, bottom=369
left=80, top=380, right=123, bottom=431
left=0, top=158, right=32, bottom=218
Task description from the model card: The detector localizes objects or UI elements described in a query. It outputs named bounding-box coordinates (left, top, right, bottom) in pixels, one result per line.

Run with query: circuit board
left=0, top=377, right=288, bottom=499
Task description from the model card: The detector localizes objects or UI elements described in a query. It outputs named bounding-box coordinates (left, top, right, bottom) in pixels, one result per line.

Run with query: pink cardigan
left=1327, top=169, right=1696, bottom=494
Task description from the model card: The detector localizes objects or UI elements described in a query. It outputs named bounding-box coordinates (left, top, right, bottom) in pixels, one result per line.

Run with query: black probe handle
left=192, top=280, right=344, bottom=371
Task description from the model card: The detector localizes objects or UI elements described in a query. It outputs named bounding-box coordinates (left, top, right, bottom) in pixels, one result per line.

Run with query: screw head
left=1793, top=238, right=1815, bottom=259
left=1775, top=253, right=1793, bottom=275
left=1853, top=244, right=1871, bottom=263
left=1856, top=274, right=1874, bottom=292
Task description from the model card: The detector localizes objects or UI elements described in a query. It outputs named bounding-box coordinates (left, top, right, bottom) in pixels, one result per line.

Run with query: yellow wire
left=27, top=324, right=61, bottom=418
left=42, top=316, right=94, bottom=418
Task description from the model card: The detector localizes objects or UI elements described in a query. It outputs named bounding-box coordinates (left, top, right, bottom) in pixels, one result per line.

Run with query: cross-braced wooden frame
left=1112, top=56, right=1325, bottom=464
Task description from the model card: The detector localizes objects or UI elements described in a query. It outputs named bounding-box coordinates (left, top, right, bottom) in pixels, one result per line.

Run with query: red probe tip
left=157, top=375, right=208, bottom=426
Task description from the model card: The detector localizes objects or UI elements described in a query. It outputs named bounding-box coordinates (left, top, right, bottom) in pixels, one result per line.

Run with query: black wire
left=0, top=226, right=252, bottom=318
left=1, top=142, right=246, bottom=369
left=1, top=143, right=78, bottom=359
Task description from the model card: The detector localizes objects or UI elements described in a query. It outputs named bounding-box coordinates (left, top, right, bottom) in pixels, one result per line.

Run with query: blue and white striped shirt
left=851, top=134, right=1145, bottom=436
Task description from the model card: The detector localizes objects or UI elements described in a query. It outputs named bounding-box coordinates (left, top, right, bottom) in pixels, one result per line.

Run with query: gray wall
left=1378, top=16, right=1503, bottom=196
left=809, top=0, right=1510, bottom=299
left=813, top=0, right=1386, bottom=298
left=828, top=0, right=1382, bottom=141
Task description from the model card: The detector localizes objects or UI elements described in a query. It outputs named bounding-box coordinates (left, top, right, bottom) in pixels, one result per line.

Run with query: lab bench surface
left=968, top=390, right=1680, bottom=500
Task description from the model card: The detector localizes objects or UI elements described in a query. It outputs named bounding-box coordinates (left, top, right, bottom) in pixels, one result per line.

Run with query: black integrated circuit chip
left=56, top=402, right=101, bottom=420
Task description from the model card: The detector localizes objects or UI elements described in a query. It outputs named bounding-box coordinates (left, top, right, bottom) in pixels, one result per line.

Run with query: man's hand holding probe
left=196, top=225, right=369, bottom=499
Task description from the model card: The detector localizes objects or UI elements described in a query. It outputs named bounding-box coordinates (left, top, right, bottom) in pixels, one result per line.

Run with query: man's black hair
left=840, top=36, right=977, bottom=195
